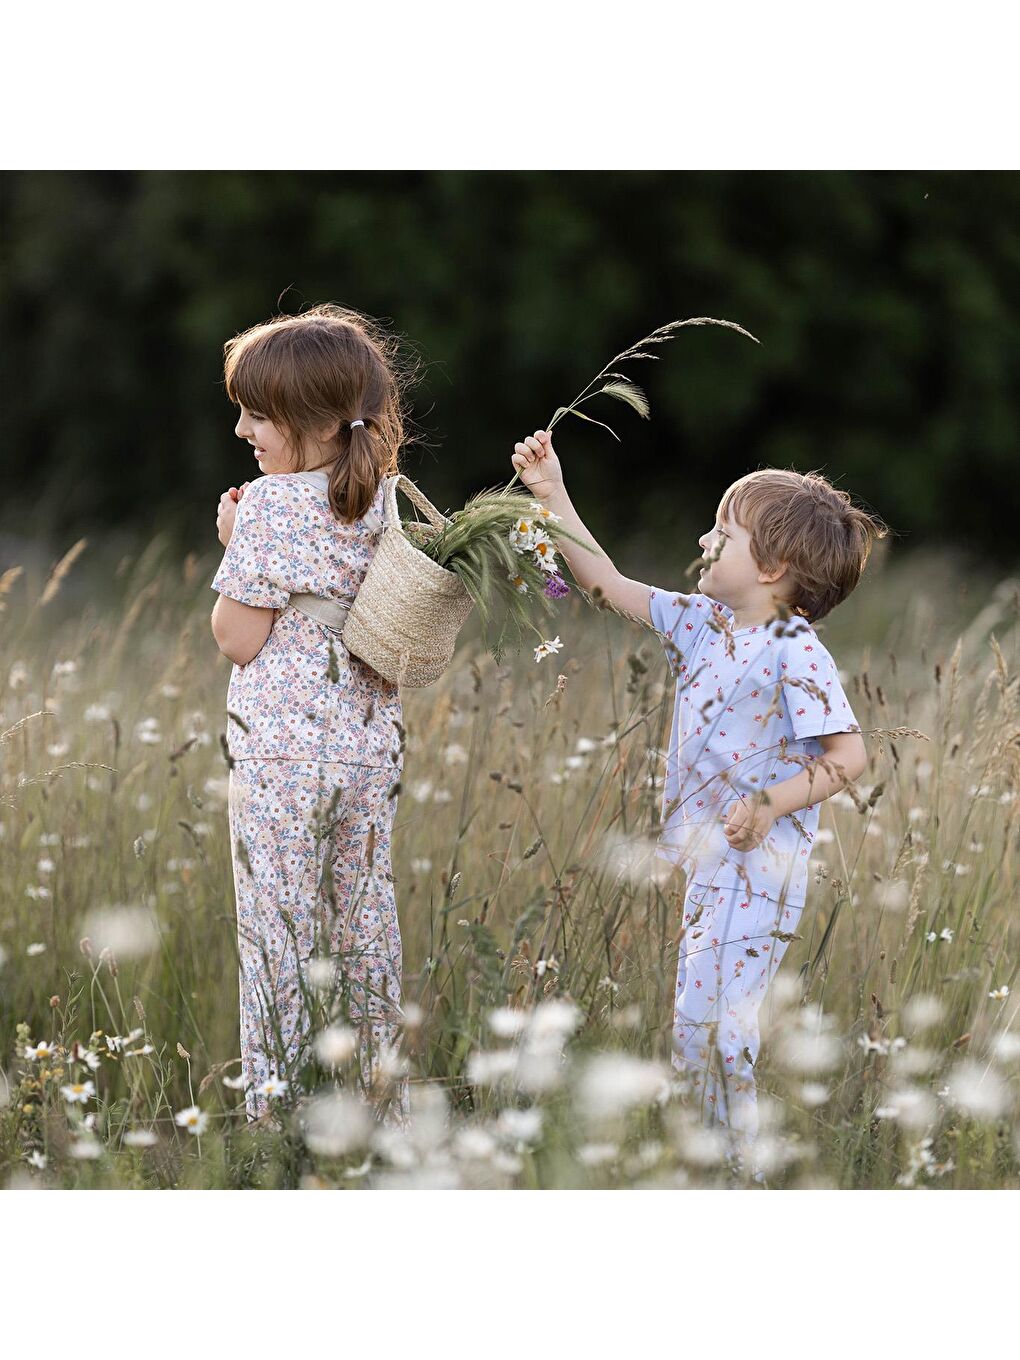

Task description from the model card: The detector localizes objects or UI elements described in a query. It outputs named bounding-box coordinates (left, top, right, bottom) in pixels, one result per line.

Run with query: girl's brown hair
left=718, top=468, right=890, bottom=623
left=223, top=303, right=414, bottom=524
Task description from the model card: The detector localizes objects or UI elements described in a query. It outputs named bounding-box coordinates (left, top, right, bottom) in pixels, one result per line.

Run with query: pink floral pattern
left=228, top=758, right=406, bottom=1122
left=211, top=473, right=406, bottom=1122
left=211, top=474, right=402, bottom=766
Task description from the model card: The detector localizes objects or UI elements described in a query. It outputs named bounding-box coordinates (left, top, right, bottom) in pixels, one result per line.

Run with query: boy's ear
left=758, top=560, right=789, bottom=586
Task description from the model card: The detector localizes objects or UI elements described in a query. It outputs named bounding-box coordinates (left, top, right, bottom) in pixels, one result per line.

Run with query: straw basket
left=341, top=473, right=476, bottom=688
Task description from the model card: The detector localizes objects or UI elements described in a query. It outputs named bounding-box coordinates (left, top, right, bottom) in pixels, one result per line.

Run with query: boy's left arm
left=723, top=732, right=868, bottom=850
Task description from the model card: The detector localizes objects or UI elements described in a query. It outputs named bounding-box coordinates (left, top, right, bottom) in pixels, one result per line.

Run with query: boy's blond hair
left=718, top=468, right=889, bottom=623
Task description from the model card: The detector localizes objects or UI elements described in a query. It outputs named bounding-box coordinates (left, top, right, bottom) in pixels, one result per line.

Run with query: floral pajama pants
left=673, top=874, right=805, bottom=1145
left=227, top=758, right=406, bottom=1123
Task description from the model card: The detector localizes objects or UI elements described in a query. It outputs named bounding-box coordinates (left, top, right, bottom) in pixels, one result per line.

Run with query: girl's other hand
left=217, top=483, right=252, bottom=546
left=217, top=490, right=239, bottom=547
left=512, top=430, right=563, bottom=501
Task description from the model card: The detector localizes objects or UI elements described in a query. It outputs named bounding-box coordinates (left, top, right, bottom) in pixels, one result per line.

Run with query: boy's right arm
left=512, top=430, right=653, bottom=625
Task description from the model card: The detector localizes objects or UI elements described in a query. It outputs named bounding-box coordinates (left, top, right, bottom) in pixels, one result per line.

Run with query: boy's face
left=697, top=504, right=789, bottom=613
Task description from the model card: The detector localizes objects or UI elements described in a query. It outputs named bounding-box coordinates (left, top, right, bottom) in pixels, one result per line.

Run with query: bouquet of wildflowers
left=404, top=316, right=758, bottom=666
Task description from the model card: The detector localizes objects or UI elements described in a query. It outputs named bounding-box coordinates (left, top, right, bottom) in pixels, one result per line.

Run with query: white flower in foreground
left=874, top=879, right=909, bottom=911
left=988, top=985, right=1010, bottom=1001
left=799, top=1083, right=830, bottom=1108
left=873, top=1085, right=936, bottom=1131
left=507, top=572, right=529, bottom=595
left=26, top=942, right=47, bottom=956
left=487, top=1006, right=529, bottom=1039
left=123, top=1129, right=158, bottom=1148
left=497, top=1107, right=544, bottom=1145
left=577, top=1142, right=618, bottom=1167
left=774, top=1014, right=842, bottom=1073
left=940, top=928, right=954, bottom=942
left=991, top=1032, right=1020, bottom=1063
left=902, top=994, right=944, bottom=1032
left=453, top=1127, right=498, bottom=1161
left=26, top=1151, right=47, bottom=1170
left=70, top=1042, right=101, bottom=1070
left=945, top=1060, right=1008, bottom=1120
left=106, top=1028, right=144, bottom=1054
left=533, top=636, right=563, bottom=663
left=527, top=998, right=582, bottom=1048
left=60, top=1080, right=95, bottom=1105
left=465, top=1049, right=518, bottom=1087
left=577, top=1053, right=671, bottom=1120
left=24, top=1040, right=58, bottom=1062
left=222, top=1072, right=247, bottom=1090
left=174, top=1105, right=209, bottom=1136
left=530, top=502, right=562, bottom=523
left=305, top=958, right=339, bottom=990
left=80, top=904, right=161, bottom=960
left=301, top=1091, right=372, bottom=1157
left=530, top=533, right=558, bottom=572
left=858, top=1034, right=890, bottom=1056
left=257, top=1074, right=289, bottom=1099
left=314, top=1025, right=358, bottom=1068
left=126, top=1044, right=155, bottom=1057
left=70, top=1137, right=102, bottom=1161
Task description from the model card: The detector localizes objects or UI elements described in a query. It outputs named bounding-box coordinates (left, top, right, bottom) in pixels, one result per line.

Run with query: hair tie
left=350, top=419, right=365, bottom=429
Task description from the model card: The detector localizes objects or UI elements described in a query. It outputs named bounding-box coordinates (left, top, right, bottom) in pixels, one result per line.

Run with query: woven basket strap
left=382, top=474, right=450, bottom=532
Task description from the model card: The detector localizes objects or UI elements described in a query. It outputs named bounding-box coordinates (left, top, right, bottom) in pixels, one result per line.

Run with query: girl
left=210, top=303, right=409, bottom=1124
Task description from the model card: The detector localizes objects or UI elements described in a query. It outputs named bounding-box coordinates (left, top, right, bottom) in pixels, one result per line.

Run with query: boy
left=511, top=429, right=887, bottom=1155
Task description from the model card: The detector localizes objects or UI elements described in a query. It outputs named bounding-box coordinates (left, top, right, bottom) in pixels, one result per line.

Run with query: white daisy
left=123, top=1129, right=159, bottom=1148
left=257, top=1074, right=289, bottom=1099
left=533, top=636, right=564, bottom=663
left=173, top=1105, right=208, bottom=1135
left=988, top=985, right=1010, bottom=1001
left=24, top=1040, right=58, bottom=1061
left=60, top=1079, right=95, bottom=1104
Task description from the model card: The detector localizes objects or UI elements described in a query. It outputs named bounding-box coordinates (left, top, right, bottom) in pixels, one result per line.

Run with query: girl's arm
left=513, top=430, right=653, bottom=624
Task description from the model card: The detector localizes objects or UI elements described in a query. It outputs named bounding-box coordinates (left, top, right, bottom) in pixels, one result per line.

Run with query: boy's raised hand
left=512, top=430, right=563, bottom=502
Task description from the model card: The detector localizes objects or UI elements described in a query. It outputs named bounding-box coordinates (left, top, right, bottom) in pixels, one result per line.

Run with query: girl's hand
left=722, top=793, right=776, bottom=852
left=512, top=430, right=563, bottom=502
left=216, top=482, right=252, bottom=547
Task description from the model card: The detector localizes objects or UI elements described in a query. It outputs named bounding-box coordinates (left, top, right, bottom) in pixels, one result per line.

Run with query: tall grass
left=0, top=531, right=1018, bottom=1189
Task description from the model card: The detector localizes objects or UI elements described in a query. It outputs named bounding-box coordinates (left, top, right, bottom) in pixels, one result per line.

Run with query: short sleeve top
left=648, top=585, right=861, bottom=902
left=211, top=471, right=402, bottom=767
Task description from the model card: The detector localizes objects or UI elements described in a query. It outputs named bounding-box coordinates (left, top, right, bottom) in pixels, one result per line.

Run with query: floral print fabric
left=210, top=473, right=402, bottom=766
left=648, top=586, right=861, bottom=899
left=228, top=758, right=407, bottom=1122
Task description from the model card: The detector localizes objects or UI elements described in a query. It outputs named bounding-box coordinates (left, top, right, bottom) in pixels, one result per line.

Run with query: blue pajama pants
left=673, top=874, right=805, bottom=1144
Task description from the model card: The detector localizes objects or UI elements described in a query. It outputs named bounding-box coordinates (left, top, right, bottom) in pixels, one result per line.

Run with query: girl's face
left=234, top=403, right=295, bottom=475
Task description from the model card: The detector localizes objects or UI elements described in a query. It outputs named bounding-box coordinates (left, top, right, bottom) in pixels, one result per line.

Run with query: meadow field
left=1, top=531, right=1018, bottom=1189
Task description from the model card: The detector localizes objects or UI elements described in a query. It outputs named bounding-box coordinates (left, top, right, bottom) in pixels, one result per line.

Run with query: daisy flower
left=24, top=1040, right=58, bottom=1062
left=257, top=1074, right=289, bottom=1099
left=988, top=985, right=1010, bottom=1001
left=174, top=1105, right=208, bottom=1136
left=534, top=636, right=564, bottom=663
left=60, top=1079, right=96, bottom=1104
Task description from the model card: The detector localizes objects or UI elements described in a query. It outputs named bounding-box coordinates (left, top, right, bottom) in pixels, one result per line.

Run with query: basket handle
left=382, top=474, right=450, bottom=532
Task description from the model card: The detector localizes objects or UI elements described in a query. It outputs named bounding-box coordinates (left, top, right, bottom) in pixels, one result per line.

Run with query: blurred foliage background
left=2, top=170, right=1019, bottom=579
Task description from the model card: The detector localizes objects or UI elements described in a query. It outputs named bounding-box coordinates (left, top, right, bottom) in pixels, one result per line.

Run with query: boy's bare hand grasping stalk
left=511, top=429, right=653, bottom=625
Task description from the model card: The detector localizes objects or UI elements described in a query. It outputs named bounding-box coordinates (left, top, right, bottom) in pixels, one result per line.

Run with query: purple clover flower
left=543, top=571, right=570, bottom=600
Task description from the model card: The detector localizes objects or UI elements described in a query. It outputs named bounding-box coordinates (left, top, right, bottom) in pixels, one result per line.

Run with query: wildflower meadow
left=1, top=533, right=1018, bottom=1190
